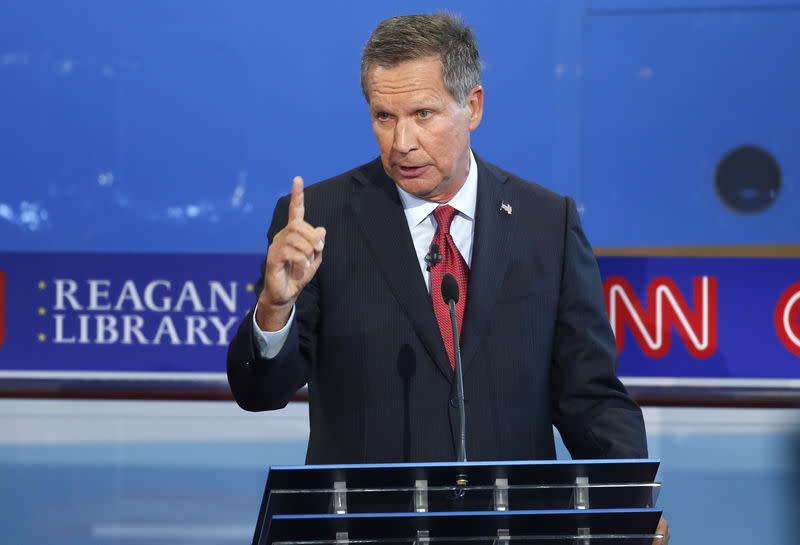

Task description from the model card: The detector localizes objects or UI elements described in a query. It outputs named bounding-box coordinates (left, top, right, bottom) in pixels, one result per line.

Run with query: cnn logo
left=603, top=276, right=718, bottom=359
left=775, top=281, right=800, bottom=358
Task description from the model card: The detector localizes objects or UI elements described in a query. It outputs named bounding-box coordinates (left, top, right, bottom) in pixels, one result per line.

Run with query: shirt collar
left=396, top=150, right=478, bottom=227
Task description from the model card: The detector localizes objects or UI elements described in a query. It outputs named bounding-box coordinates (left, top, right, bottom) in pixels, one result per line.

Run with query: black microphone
left=441, top=273, right=467, bottom=465
left=441, top=273, right=459, bottom=305
left=425, top=243, right=441, bottom=271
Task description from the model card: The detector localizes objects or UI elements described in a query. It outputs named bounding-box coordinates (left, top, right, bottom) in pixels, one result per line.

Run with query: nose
left=393, top=118, right=418, bottom=154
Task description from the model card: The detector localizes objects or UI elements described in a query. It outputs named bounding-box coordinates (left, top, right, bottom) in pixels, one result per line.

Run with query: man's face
left=367, top=56, right=483, bottom=204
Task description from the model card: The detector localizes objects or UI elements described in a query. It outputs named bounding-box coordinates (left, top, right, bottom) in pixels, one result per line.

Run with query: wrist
left=255, top=292, right=294, bottom=332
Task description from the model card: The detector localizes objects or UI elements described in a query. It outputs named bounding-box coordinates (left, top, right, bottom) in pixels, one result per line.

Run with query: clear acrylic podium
left=252, top=459, right=663, bottom=544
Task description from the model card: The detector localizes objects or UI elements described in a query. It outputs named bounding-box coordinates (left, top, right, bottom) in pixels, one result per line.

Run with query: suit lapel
left=349, top=160, right=454, bottom=380
left=460, top=156, right=514, bottom=372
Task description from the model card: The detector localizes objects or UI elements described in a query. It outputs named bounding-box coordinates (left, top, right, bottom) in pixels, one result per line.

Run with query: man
left=227, top=13, right=668, bottom=542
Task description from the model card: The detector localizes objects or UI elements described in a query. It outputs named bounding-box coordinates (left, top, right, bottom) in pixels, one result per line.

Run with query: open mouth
left=397, top=164, right=428, bottom=177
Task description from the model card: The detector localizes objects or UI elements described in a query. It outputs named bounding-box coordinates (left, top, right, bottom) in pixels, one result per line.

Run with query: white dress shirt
left=253, top=150, right=478, bottom=359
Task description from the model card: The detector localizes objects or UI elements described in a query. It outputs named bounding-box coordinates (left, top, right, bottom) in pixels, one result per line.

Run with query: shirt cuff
left=252, top=304, right=295, bottom=359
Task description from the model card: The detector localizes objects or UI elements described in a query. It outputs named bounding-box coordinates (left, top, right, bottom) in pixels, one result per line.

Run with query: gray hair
left=360, top=13, right=482, bottom=105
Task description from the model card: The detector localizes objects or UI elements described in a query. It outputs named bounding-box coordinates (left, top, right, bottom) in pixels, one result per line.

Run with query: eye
left=418, top=109, right=432, bottom=119
left=376, top=112, right=390, bottom=121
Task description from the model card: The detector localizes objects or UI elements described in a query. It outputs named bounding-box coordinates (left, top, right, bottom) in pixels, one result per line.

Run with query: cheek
left=429, top=126, right=464, bottom=163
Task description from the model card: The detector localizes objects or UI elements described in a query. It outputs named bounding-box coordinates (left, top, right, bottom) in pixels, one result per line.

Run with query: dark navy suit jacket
left=227, top=155, right=647, bottom=464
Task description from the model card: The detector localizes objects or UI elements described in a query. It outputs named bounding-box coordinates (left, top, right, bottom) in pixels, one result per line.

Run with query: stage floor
left=1, top=401, right=797, bottom=545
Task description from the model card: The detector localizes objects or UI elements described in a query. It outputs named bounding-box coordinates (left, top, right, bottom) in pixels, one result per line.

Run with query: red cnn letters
left=775, top=281, right=800, bottom=358
left=603, top=276, right=718, bottom=359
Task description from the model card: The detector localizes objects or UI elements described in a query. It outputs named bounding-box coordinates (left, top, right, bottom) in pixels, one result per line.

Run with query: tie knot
left=433, top=205, right=458, bottom=234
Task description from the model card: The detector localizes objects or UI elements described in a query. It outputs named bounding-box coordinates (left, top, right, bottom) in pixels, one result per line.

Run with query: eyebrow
left=371, top=98, right=440, bottom=114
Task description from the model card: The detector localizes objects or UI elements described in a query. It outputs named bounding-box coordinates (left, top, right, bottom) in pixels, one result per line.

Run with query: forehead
left=366, top=56, right=451, bottom=106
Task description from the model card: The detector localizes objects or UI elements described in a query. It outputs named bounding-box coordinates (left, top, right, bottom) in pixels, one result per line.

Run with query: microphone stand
left=447, top=298, right=467, bottom=464
left=441, top=273, right=468, bottom=496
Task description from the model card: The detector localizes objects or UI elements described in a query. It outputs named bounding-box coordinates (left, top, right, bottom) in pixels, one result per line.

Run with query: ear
left=466, top=85, right=484, bottom=131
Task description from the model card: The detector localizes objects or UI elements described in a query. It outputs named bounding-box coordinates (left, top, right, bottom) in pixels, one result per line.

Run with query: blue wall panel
left=582, top=6, right=800, bottom=245
left=0, top=0, right=580, bottom=252
left=1, top=1, right=798, bottom=379
left=3, top=1, right=795, bottom=251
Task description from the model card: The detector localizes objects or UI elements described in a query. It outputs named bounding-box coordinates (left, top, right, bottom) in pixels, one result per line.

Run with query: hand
left=257, top=176, right=326, bottom=331
left=653, top=515, right=670, bottom=544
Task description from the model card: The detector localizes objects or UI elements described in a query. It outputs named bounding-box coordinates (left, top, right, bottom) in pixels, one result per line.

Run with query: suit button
left=450, top=396, right=459, bottom=408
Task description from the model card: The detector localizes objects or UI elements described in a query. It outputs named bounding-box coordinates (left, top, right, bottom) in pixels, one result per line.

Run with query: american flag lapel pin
left=500, top=201, right=512, bottom=216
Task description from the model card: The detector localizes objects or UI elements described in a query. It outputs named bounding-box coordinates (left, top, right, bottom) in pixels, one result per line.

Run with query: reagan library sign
left=0, top=252, right=798, bottom=384
left=48, top=278, right=239, bottom=346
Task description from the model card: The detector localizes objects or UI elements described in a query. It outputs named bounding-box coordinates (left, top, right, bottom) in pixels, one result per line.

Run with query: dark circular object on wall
left=714, top=145, right=781, bottom=214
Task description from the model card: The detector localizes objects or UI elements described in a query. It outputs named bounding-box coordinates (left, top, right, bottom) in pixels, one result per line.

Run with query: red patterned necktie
left=429, top=205, right=468, bottom=370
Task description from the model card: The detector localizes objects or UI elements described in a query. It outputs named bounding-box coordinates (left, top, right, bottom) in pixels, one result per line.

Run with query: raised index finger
left=288, top=176, right=305, bottom=223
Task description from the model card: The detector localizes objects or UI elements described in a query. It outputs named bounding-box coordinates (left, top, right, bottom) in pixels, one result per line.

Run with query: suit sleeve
left=226, top=196, right=319, bottom=411
left=549, top=197, right=648, bottom=459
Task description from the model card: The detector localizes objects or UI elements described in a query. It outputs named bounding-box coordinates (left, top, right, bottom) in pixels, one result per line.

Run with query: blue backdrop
left=1, top=0, right=798, bottom=381
left=2, top=0, right=798, bottom=252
